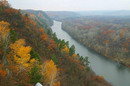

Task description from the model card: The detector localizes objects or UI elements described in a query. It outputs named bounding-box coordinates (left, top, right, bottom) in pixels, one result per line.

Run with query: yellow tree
left=0, top=21, right=10, bottom=65
left=52, top=81, right=60, bottom=86
left=42, top=60, right=58, bottom=86
left=61, top=45, right=69, bottom=53
left=9, top=39, right=32, bottom=72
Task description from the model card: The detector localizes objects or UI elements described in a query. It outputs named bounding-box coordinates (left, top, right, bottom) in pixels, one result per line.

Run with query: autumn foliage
left=0, top=21, right=10, bottom=39
left=61, top=45, right=69, bottom=53
left=0, top=21, right=10, bottom=65
left=0, top=3, right=112, bottom=86
left=40, top=33, right=48, bottom=41
left=48, top=39, right=57, bottom=50
left=0, top=64, right=7, bottom=77
left=9, top=39, right=31, bottom=65
left=92, top=76, right=104, bottom=83
left=42, top=60, right=59, bottom=86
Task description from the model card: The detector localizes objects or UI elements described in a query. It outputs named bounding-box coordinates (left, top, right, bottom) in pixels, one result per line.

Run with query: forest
left=0, top=1, right=112, bottom=86
left=62, top=16, right=130, bottom=67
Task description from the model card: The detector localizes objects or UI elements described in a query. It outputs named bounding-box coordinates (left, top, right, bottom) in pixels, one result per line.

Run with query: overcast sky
left=8, top=0, right=130, bottom=11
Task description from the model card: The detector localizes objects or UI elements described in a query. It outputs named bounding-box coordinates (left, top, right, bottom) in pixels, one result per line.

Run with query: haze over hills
left=45, top=11, right=80, bottom=20
left=45, top=10, right=130, bottom=21
left=76, top=10, right=130, bottom=16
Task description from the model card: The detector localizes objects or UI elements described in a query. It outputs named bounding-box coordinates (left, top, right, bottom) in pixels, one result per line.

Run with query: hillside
left=62, top=16, right=130, bottom=67
left=22, top=9, right=53, bottom=28
left=0, top=1, right=111, bottom=86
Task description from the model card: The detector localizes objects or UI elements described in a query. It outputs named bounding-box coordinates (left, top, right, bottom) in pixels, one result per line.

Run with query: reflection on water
left=51, top=20, right=130, bottom=86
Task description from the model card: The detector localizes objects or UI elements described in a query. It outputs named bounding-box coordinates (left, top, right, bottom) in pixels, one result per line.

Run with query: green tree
left=29, top=65, right=42, bottom=84
left=69, top=45, right=75, bottom=56
left=30, top=49, right=41, bottom=61
left=51, top=54, right=58, bottom=64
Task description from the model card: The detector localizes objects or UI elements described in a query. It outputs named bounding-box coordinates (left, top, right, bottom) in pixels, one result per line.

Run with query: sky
left=8, top=0, right=130, bottom=11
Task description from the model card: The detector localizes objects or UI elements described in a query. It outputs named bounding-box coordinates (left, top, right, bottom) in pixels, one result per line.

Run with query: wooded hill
left=0, top=1, right=111, bottom=86
left=62, top=16, right=130, bottom=67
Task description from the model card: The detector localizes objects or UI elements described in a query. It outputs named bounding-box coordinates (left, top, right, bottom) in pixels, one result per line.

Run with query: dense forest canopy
left=0, top=1, right=112, bottom=86
left=62, top=16, right=130, bottom=66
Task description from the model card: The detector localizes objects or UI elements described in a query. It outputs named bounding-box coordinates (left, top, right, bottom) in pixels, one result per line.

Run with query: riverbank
left=62, top=24, right=130, bottom=68
left=52, top=20, right=130, bottom=86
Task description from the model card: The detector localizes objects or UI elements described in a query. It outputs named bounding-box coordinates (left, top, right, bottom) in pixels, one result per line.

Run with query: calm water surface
left=51, top=21, right=130, bottom=86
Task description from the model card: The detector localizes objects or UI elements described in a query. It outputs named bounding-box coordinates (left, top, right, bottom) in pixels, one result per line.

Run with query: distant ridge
left=76, top=10, right=130, bottom=16
left=45, top=11, right=80, bottom=20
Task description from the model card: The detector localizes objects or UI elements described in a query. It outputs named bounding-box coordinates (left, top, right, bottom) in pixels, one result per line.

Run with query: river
left=51, top=20, right=130, bottom=86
